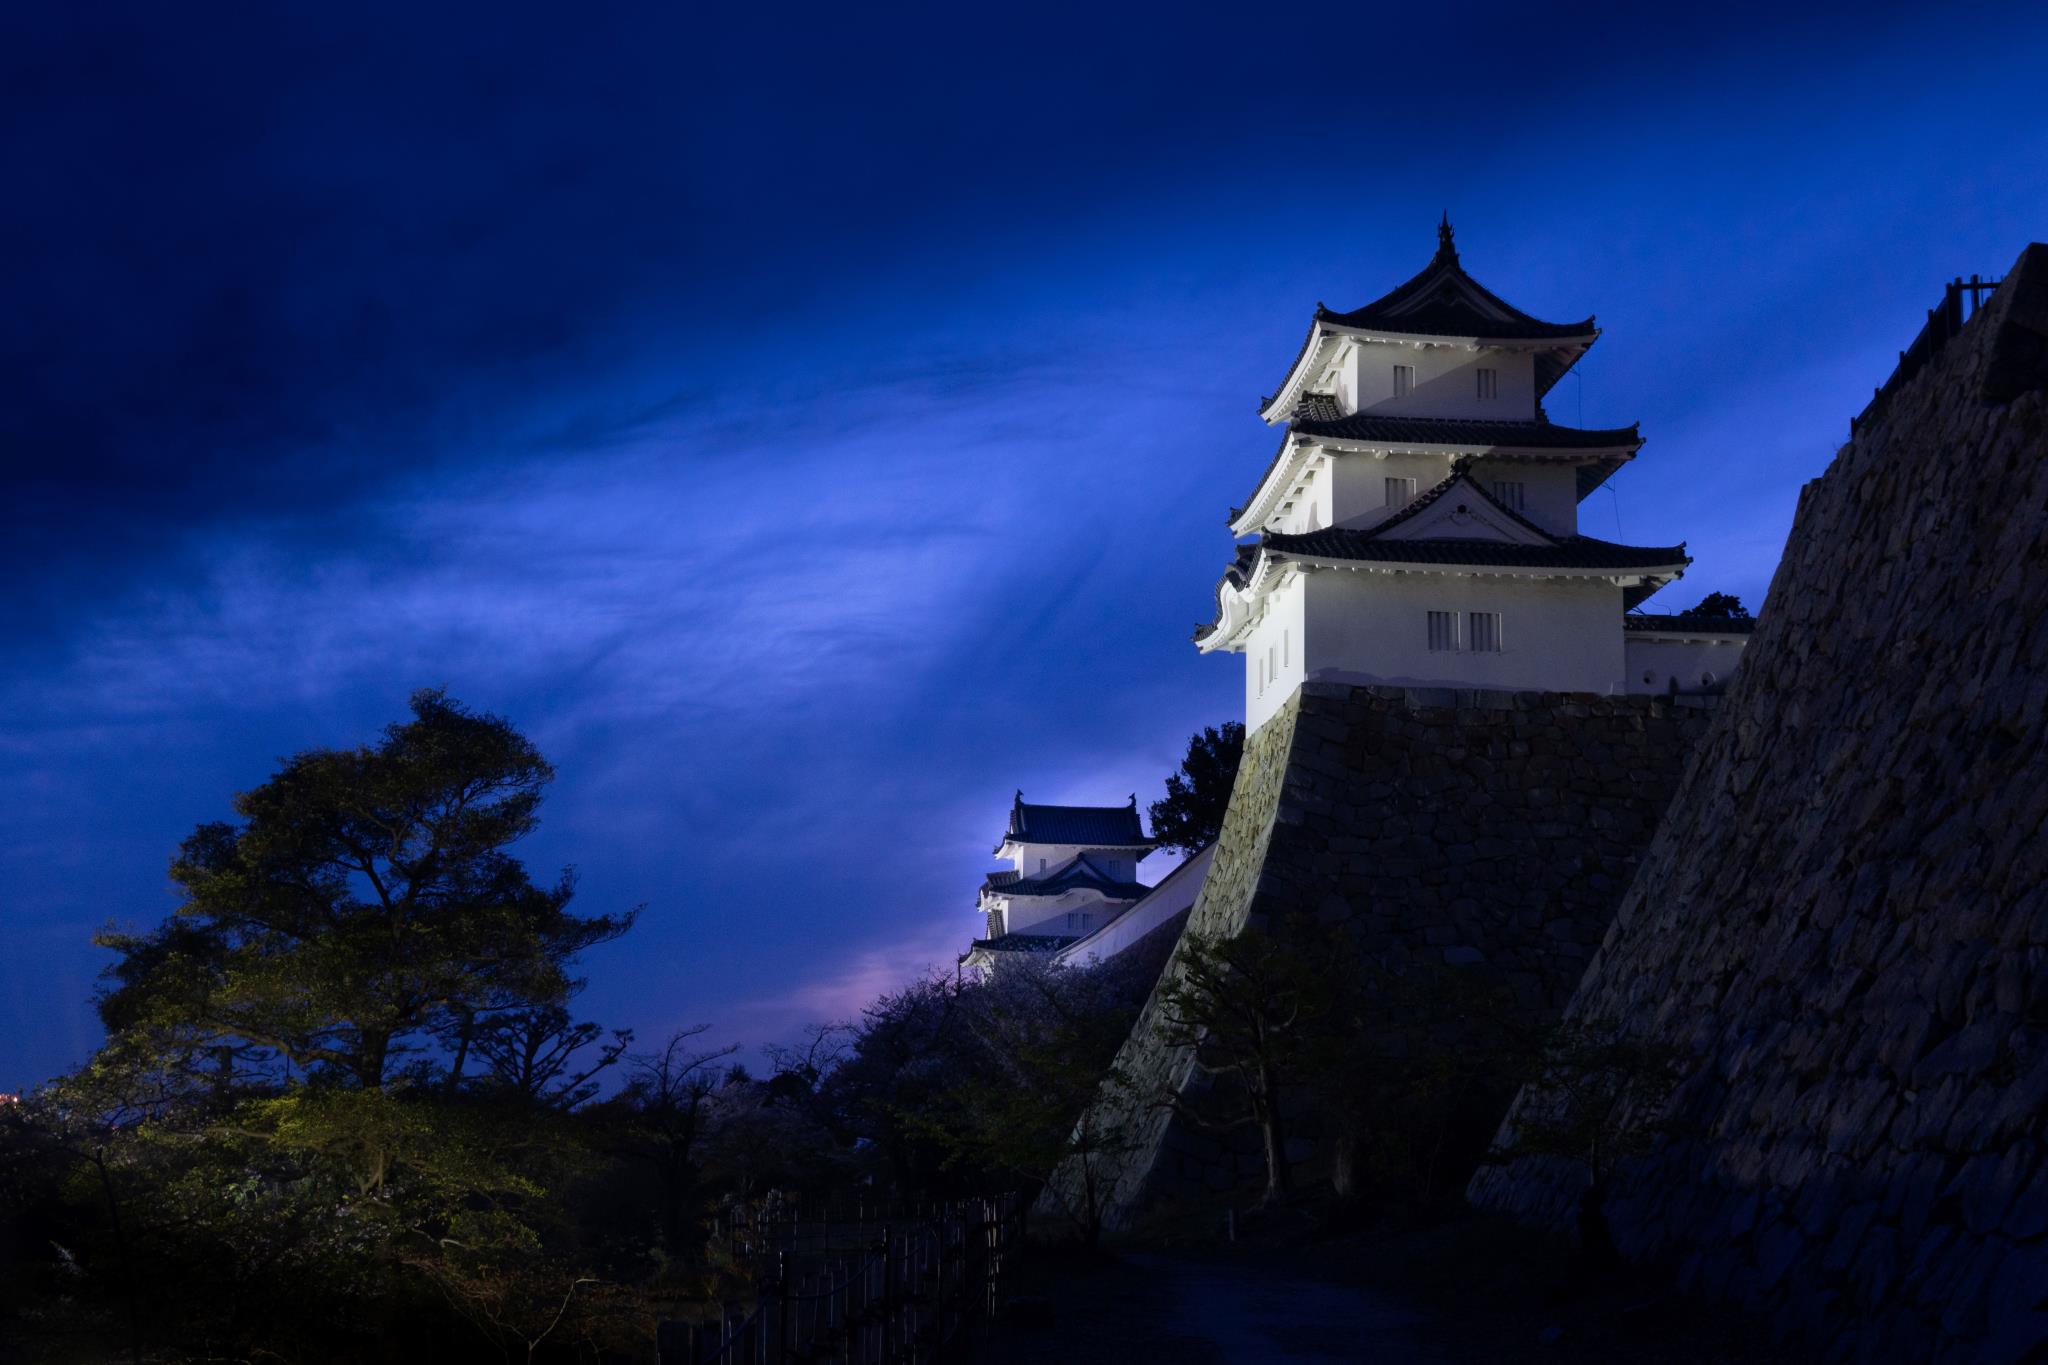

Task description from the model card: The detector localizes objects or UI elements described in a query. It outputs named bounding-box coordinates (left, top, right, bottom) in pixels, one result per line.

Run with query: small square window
left=1427, top=610, right=1458, bottom=652
left=1392, top=364, right=1414, bottom=398
left=1385, top=476, right=1417, bottom=509
left=1490, top=480, right=1525, bottom=511
left=1469, top=612, right=1502, bottom=652
left=1476, top=367, right=1498, bottom=400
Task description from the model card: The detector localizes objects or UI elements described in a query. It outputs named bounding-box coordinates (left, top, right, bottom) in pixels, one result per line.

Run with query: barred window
left=1476, top=367, right=1498, bottom=400
left=1427, top=610, right=1458, bottom=652
left=1490, top=480, right=1525, bottom=511
left=1392, top=364, right=1414, bottom=398
left=1385, top=476, right=1417, bottom=510
left=1469, top=612, right=1502, bottom=652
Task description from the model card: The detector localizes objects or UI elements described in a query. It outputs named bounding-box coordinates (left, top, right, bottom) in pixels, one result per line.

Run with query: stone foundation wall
left=1468, top=244, right=2048, bottom=1363
left=1051, top=680, right=1716, bottom=1226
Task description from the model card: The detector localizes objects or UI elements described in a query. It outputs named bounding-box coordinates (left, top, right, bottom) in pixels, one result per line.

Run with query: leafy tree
left=1311, top=963, right=1534, bottom=1215
left=820, top=976, right=970, bottom=1195
left=1148, top=722, right=1245, bottom=855
left=1677, top=591, right=1750, bottom=619
left=603, top=1026, right=738, bottom=1258
left=1155, top=918, right=1540, bottom=1216
left=904, top=958, right=1148, bottom=1244
left=469, top=1005, right=632, bottom=1110
left=1151, top=916, right=1352, bottom=1204
left=95, top=689, right=635, bottom=1092
left=20, top=693, right=648, bottom=1362
left=1494, top=1022, right=1685, bottom=1270
left=694, top=1070, right=852, bottom=1202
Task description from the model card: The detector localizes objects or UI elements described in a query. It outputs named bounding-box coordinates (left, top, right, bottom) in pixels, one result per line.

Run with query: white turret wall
left=1299, top=569, right=1628, bottom=701
left=1242, top=574, right=1309, bottom=732
left=1337, top=339, right=1537, bottom=419
left=1004, top=844, right=1140, bottom=879
left=1623, top=635, right=1750, bottom=694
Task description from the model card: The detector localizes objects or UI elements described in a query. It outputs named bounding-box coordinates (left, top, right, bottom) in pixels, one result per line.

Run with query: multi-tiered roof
left=1202, top=223, right=1691, bottom=655
left=966, top=794, right=1158, bottom=963
left=1258, top=215, right=1597, bottom=419
left=991, top=794, right=1152, bottom=856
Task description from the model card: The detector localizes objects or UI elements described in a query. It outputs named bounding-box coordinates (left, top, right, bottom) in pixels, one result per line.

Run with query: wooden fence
left=655, top=1196, right=1019, bottom=1365
left=1850, top=273, right=2001, bottom=437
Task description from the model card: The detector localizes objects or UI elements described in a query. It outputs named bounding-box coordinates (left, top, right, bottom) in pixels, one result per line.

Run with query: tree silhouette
left=95, top=689, right=635, bottom=1093
left=1678, top=591, right=1749, bottom=619
left=1148, top=722, right=1245, bottom=855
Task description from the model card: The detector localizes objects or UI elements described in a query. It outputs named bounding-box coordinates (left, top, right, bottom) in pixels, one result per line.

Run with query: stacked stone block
left=1469, top=244, right=2048, bottom=1362
left=1052, top=680, right=1715, bottom=1226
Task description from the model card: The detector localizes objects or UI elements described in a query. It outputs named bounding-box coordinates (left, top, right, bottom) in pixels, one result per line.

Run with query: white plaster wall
left=1300, top=452, right=1594, bottom=537
left=1274, top=461, right=1327, bottom=534
left=1005, top=844, right=1141, bottom=879
left=1331, top=349, right=1357, bottom=412
left=1329, top=451, right=1457, bottom=528
left=1000, top=889, right=1125, bottom=937
left=1624, top=635, right=1749, bottom=694
left=1467, top=459, right=1580, bottom=536
left=1243, top=573, right=1310, bottom=732
left=1344, top=339, right=1537, bottom=420
left=1054, top=844, right=1216, bottom=968
left=1300, top=568, right=1627, bottom=696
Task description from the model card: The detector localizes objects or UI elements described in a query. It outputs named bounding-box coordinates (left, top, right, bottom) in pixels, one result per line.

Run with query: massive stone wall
left=1468, top=244, right=2048, bottom=1363
left=1052, top=680, right=1716, bottom=1226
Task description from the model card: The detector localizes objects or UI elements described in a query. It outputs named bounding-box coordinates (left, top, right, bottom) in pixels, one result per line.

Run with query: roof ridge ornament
left=1437, top=212, right=1458, bottom=263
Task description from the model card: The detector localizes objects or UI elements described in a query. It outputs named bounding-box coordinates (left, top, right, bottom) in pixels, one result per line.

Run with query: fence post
left=881, top=1225, right=895, bottom=1362
left=774, top=1250, right=789, bottom=1364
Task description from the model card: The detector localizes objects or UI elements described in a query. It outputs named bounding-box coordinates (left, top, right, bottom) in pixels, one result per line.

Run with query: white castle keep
left=959, top=225, right=1752, bottom=973
left=1200, top=219, right=1751, bottom=731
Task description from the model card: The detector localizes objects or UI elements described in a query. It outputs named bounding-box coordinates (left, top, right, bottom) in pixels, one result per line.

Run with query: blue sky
left=5, top=2, right=2046, bottom=1088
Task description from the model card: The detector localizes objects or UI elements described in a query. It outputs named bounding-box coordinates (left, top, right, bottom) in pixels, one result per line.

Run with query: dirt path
left=974, top=1218, right=1818, bottom=1364
left=979, top=1247, right=1436, bottom=1364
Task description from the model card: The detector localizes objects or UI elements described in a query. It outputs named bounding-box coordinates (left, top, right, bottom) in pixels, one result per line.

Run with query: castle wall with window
left=1300, top=570, right=1626, bottom=697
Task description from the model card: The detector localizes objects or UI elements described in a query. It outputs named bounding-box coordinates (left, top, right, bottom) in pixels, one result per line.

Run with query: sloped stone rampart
left=1053, top=681, right=1716, bottom=1227
left=1468, top=244, right=2048, bottom=1363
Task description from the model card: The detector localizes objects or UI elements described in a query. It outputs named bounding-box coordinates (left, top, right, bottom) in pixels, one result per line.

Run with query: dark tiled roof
left=1260, top=223, right=1596, bottom=410
left=1315, top=230, right=1595, bottom=341
left=1260, top=465, right=1686, bottom=572
left=1228, top=399, right=1636, bottom=529
left=967, top=933, right=1081, bottom=954
left=1259, top=323, right=1332, bottom=415
left=1228, top=428, right=1301, bottom=525
left=999, top=797, right=1152, bottom=850
left=1624, top=613, right=1758, bottom=635
left=989, top=854, right=1148, bottom=901
left=1207, top=466, right=1689, bottom=644
left=1290, top=404, right=1640, bottom=451
left=1362, top=462, right=1556, bottom=542
left=981, top=869, right=1021, bottom=891
left=1264, top=527, right=1688, bottom=571
left=1219, top=541, right=1258, bottom=590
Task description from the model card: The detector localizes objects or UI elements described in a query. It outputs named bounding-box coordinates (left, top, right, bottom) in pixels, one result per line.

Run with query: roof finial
left=1437, top=212, right=1456, bottom=259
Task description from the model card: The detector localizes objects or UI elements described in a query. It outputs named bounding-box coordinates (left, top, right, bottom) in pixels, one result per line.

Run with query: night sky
left=6, top=3, right=2047, bottom=1089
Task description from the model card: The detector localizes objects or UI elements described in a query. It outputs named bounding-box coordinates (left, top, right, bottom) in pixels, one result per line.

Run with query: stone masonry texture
left=1049, top=679, right=1717, bottom=1228
left=1468, top=244, right=2048, bottom=1363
